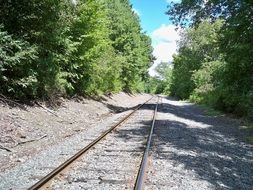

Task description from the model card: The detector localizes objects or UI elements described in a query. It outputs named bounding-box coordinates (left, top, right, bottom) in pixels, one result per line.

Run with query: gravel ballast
left=1, top=95, right=252, bottom=190
left=49, top=99, right=157, bottom=190
left=0, top=93, right=152, bottom=189
left=145, top=97, right=253, bottom=190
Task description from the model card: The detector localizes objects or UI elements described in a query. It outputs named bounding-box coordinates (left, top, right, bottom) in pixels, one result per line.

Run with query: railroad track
left=28, top=96, right=160, bottom=190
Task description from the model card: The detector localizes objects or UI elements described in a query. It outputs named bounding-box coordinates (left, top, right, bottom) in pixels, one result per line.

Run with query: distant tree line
left=157, top=0, right=253, bottom=119
left=0, top=0, right=154, bottom=99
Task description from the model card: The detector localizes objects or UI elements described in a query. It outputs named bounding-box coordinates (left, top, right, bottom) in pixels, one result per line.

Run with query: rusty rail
left=28, top=96, right=153, bottom=190
left=134, top=96, right=159, bottom=190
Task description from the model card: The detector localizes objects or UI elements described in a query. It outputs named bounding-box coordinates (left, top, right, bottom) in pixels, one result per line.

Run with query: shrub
left=0, top=26, right=38, bottom=98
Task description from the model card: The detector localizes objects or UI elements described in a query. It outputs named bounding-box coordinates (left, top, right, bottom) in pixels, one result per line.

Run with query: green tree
left=170, top=20, right=223, bottom=99
left=105, top=0, right=153, bottom=92
left=0, top=0, right=75, bottom=97
left=65, top=0, right=122, bottom=95
left=190, top=60, right=225, bottom=107
left=0, top=26, right=38, bottom=98
left=155, top=62, right=173, bottom=94
left=167, top=0, right=253, bottom=118
left=0, top=0, right=153, bottom=99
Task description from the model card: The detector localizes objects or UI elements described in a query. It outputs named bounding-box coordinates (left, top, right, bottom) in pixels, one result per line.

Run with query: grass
left=198, top=103, right=253, bottom=142
left=198, top=104, right=223, bottom=117
left=178, top=97, right=253, bottom=144
left=246, top=122, right=253, bottom=144
left=200, top=104, right=253, bottom=144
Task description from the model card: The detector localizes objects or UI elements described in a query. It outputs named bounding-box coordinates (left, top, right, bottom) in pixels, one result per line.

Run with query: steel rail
left=28, top=96, right=154, bottom=190
left=134, top=96, right=159, bottom=190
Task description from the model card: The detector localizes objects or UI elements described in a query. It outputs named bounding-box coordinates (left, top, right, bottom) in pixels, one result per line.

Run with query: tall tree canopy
left=170, top=20, right=223, bottom=99
left=105, top=0, right=153, bottom=91
left=163, top=0, right=253, bottom=119
left=0, top=0, right=153, bottom=98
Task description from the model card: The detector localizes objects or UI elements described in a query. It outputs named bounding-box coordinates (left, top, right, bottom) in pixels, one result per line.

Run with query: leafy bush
left=0, top=26, right=38, bottom=98
left=166, top=0, right=253, bottom=120
left=190, top=61, right=224, bottom=107
left=0, top=0, right=153, bottom=99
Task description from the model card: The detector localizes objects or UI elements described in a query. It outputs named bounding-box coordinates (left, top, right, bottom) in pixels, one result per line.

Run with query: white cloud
left=152, top=24, right=180, bottom=44
left=132, top=8, right=141, bottom=16
left=149, top=24, right=181, bottom=76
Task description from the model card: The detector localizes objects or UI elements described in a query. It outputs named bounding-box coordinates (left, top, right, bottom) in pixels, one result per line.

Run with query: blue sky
left=130, top=0, right=181, bottom=75
left=130, top=0, right=173, bottom=34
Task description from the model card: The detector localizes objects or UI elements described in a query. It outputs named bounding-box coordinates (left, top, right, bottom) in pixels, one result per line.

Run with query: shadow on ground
left=114, top=97, right=253, bottom=189
left=101, top=96, right=150, bottom=113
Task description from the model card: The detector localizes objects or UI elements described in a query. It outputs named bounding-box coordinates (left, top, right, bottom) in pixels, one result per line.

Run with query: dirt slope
left=0, top=93, right=151, bottom=172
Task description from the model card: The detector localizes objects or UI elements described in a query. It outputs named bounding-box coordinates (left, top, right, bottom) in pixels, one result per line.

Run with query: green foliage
left=0, top=0, right=153, bottom=99
left=0, top=26, right=38, bottom=98
left=167, top=0, right=253, bottom=28
left=248, top=123, right=253, bottom=144
left=170, top=20, right=223, bottom=99
left=166, top=0, right=253, bottom=119
left=145, top=77, right=165, bottom=94
left=64, top=0, right=122, bottom=95
left=144, top=62, right=173, bottom=95
left=0, top=0, right=75, bottom=97
left=105, top=0, right=153, bottom=92
left=190, top=60, right=225, bottom=107
left=155, top=62, right=173, bottom=95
